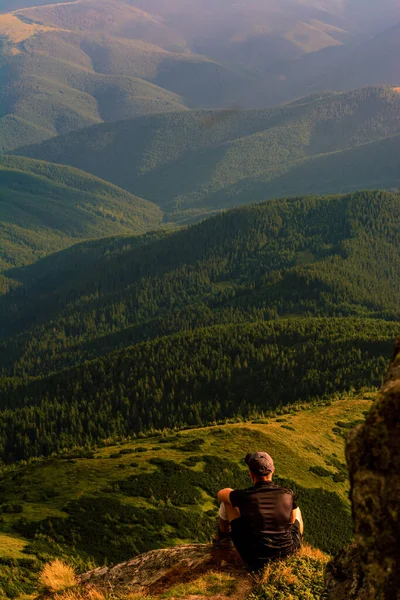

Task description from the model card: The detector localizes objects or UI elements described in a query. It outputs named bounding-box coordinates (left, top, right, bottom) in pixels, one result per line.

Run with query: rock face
left=326, top=337, right=400, bottom=600
left=79, top=544, right=246, bottom=595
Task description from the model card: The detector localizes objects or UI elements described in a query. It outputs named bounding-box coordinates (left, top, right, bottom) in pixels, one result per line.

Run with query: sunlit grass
left=40, top=559, right=77, bottom=593
left=0, top=533, right=29, bottom=559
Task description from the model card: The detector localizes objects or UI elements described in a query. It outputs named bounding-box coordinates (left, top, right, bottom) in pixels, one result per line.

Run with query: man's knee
left=293, top=507, right=304, bottom=535
left=219, top=502, right=228, bottom=521
left=218, top=503, right=230, bottom=532
left=219, top=501, right=240, bottom=523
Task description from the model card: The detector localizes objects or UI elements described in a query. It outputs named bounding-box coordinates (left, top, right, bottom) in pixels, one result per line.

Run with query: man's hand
left=217, top=488, right=234, bottom=504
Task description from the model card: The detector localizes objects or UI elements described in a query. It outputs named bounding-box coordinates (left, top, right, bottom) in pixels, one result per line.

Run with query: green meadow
left=0, top=393, right=372, bottom=597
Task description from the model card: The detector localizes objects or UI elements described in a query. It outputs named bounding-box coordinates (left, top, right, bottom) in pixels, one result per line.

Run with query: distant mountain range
left=311, top=22, right=400, bottom=94
left=14, top=87, right=400, bottom=222
left=1, top=0, right=400, bottom=152
left=1, top=3, right=400, bottom=322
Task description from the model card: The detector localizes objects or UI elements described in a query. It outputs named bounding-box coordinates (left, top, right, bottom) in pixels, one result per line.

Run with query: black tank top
left=230, top=480, right=298, bottom=562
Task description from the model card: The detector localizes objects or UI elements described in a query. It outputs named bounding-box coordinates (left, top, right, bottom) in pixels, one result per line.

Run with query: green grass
left=0, top=395, right=370, bottom=525
left=249, top=547, right=329, bottom=600
left=0, top=534, right=30, bottom=560
left=157, top=571, right=239, bottom=598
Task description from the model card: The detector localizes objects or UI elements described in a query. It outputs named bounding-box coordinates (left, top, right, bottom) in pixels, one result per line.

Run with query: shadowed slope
left=0, top=155, right=162, bottom=270
left=15, top=87, right=400, bottom=220
left=314, top=23, right=400, bottom=95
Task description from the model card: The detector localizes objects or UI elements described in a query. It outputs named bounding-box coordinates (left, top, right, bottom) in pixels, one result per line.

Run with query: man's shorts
left=291, top=519, right=302, bottom=551
left=229, top=516, right=302, bottom=570
left=218, top=502, right=229, bottom=521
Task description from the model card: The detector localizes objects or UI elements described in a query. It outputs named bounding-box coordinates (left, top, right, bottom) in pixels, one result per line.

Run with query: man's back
left=229, top=481, right=299, bottom=566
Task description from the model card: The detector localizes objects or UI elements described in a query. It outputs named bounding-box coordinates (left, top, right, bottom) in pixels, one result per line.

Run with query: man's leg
left=293, top=507, right=304, bottom=535
left=221, top=505, right=255, bottom=567
left=215, top=503, right=241, bottom=543
left=218, top=502, right=231, bottom=533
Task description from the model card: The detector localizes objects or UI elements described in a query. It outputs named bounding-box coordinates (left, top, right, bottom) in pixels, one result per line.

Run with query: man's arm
left=217, top=488, right=234, bottom=504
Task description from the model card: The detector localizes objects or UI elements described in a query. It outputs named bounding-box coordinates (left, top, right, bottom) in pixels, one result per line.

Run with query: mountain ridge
left=2, top=0, right=400, bottom=153
left=13, top=86, right=400, bottom=220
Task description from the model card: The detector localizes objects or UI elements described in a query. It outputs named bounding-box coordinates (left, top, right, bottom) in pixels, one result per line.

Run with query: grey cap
left=245, top=452, right=275, bottom=475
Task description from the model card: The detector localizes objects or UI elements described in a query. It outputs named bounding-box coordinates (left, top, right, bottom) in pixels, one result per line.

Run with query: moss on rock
left=326, top=337, right=400, bottom=599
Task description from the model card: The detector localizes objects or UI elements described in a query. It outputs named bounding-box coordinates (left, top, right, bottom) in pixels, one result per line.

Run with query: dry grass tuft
left=299, top=543, right=329, bottom=562
left=40, top=559, right=77, bottom=593
left=54, top=588, right=106, bottom=600
left=260, top=563, right=299, bottom=586
left=250, top=544, right=330, bottom=599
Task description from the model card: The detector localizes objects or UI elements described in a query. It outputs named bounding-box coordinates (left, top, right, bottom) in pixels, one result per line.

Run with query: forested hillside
left=16, top=87, right=400, bottom=220
left=0, top=25, right=191, bottom=152
left=0, top=6, right=269, bottom=152
left=0, top=156, right=162, bottom=270
left=0, top=317, right=396, bottom=462
left=1, top=190, right=399, bottom=376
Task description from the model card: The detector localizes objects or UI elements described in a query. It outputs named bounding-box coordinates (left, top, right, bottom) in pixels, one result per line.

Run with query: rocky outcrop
left=326, top=337, right=400, bottom=600
left=79, top=544, right=246, bottom=596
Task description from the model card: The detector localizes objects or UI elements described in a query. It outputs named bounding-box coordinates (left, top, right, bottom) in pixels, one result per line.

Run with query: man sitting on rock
left=216, top=451, right=304, bottom=570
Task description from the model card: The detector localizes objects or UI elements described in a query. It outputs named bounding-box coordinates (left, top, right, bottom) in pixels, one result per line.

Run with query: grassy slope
left=15, top=86, right=400, bottom=220
left=0, top=15, right=191, bottom=152
left=0, top=394, right=372, bottom=598
left=1, top=395, right=371, bottom=510
left=0, top=155, right=162, bottom=270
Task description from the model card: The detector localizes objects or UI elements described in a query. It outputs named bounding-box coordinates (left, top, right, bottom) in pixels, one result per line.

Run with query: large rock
left=79, top=544, right=246, bottom=595
left=326, top=337, right=400, bottom=599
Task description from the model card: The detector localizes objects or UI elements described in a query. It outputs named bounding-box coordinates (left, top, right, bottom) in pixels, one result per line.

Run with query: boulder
left=326, top=337, right=400, bottom=599
left=79, top=543, right=246, bottom=595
